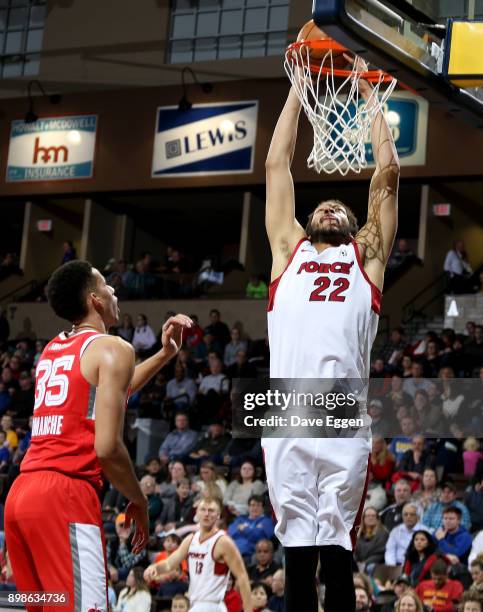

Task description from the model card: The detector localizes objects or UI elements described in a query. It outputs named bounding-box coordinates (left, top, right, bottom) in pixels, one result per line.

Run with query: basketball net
left=284, top=44, right=397, bottom=175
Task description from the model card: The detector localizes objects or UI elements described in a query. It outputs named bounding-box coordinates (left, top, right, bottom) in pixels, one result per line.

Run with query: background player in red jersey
left=5, top=260, right=192, bottom=612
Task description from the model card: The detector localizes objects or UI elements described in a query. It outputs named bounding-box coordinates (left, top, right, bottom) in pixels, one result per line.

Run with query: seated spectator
left=158, top=461, right=189, bottom=499
left=370, top=436, right=395, bottom=485
left=379, top=327, right=406, bottom=364
left=60, top=241, right=76, bottom=265
left=385, top=503, right=424, bottom=566
left=197, top=357, right=230, bottom=422
left=114, top=567, right=151, bottom=612
left=396, top=435, right=434, bottom=484
left=165, top=363, right=197, bottom=412
left=156, top=478, right=194, bottom=533
left=394, top=590, right=424, bottom=612
left=0, top=383, right=11, bottom=415
left=465, top=475, right=483, bottom=533
left=435, top=506, right=473, bottom=565
left=403, top=361, right=433, bottom=398
left=390, top=417, right=418, bottom=464
left=368, top=400, right=391, bottom=438
left=158, top=414, right=198, bottom=465
left=132, top=314, right=157, bottom=355
left=424, top=340, right=443, bottom=377
left=188, top=421, right=231, bottom=465
left=469, top=559, right=483, bottom=596
left=415, top=558, right=464, bottom=611
left=0, top=431, right=10, bottom=473
left=0, top=253, right=22, bottom=282
left=228, top=495, right=275, bottom=560
left=183, top=314, right=204, bottom=349
left=151, top=534, right=188, bottom=598
left=224, top=459, right=266, bottom=516
left=460, top=590, right=483, bottom=612
left=403, top=529, right=442, bottom=586
left=192, top=460, right=227, bottom=498
left=466, top=325, right=483, bottom=372
left=205, top=309, right=231, bottom=348
left=9, top=372, right=34, bottom=418
left=222, top=438, right=263, bottom=469
left=142, top=456, right=165, bottom=484
left=355, top=506, right=389, bottom=572
left=251, top=582, right=271, bottom=612
left=139, top=475, right=162, bottom=530
left=414, top=389, right=443, bottom=434
left=171, top=593, right=190, bottom=612
left=423, top=483, right=471, bottom=532
left=444, top=240, right=473, bottom=295
left=400, top=355, right=414, bottom=378
left=246, top=274, right=268, bottom=300
left=117, top=313, right=134, bottom=342
left=463, top=438, right=483, bottom=478
left=224, top=328, right=248, bottom=368
left=106, top=514, right=147, bottom=582
left=355, top=586, right=373, bottom=610
left=226, top=350, right=258, bottom=380
left=109, top=272, right=130, bottom=301
left=247, top=539, right=280, bottom=588
left=194, top=332, right=222, bottom=366
left=412, top=468, right=441, bottom=514
left=381, top=479, right=413, bottom=531
left=176, top=348, right=198, bottom=379
left=1, top=416, right=17, bottom=451
left=268, top=569, right=285, bottom=612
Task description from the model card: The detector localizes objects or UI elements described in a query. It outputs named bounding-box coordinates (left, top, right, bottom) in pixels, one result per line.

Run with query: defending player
left=144, top=497, right=253, bottom=612
left=5, top=260, right=192, bottom=611
left=264, top=59, right=400, bottom=611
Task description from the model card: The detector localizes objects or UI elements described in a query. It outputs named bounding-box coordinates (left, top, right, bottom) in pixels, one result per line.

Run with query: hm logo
left=33, top=137, right=69, bottom=164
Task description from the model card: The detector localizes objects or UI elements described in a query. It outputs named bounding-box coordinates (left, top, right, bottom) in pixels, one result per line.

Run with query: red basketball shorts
left=5, top=470, right=108, bottom=612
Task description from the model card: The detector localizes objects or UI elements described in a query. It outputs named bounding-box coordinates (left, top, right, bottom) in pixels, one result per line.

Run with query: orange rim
left=286, top=40, right=395, bottom=83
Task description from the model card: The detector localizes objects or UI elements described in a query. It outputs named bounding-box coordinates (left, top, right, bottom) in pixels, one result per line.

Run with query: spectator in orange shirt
left=152, top=534, right=188, bottom=598
left=415, top=558, right=464, bottom=611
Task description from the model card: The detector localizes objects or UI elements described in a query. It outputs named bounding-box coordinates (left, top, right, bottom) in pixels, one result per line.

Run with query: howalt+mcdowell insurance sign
left=6, top=115, right=98, bottom=182
left=152, top=101, right=258, bottom=177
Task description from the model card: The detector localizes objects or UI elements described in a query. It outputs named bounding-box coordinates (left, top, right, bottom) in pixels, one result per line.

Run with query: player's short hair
left=199, top=496, right=222, bottom=512
left=46, top=260, right=97, bottom=323
left=306, top=200, right=359, bottom=236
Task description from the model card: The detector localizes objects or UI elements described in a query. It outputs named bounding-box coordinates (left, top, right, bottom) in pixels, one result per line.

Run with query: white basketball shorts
left=262, top=436, right=371, bottom=550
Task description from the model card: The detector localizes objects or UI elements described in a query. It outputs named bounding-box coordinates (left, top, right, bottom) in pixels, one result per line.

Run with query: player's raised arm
left=354, top=65, right=400, bottom=290
left=143, top=534, right=193, bottom=582
left=216, top=535, right=253, bottom=612
left=82, top=336, right=149, bottom=553
left=265, top=87, right=306, bottom=280
left=130, top=314, right=192, bottom=394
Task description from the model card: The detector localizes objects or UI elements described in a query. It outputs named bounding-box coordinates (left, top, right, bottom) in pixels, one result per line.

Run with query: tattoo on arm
left=356, top=163, right=399, bottom=264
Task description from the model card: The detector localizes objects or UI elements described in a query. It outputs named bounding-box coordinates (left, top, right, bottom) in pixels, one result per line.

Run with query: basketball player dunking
left=144, top=497, right=253, bottom=612
left=264, top=60, right=400, bottom=612
left=5, top=261, right=192, bottom=611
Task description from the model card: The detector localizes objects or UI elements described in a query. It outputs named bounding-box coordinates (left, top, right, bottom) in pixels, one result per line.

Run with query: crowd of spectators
left=0, top=307, right=481, bottom=612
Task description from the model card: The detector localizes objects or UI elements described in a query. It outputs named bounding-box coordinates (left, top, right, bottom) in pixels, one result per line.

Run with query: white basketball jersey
left=268, top=238, right=380, bottom=380
left=188, top=530, right=229, bottom=606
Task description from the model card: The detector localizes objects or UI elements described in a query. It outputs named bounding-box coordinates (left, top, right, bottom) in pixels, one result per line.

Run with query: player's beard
left=309, top=222, right=351, bottom=246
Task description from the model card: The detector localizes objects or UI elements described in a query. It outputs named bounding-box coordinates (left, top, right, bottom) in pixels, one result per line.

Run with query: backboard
left=311, top=0, right=483, bottom=126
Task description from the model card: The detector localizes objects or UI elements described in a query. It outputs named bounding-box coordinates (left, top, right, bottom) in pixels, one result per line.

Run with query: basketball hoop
left=285, top=37, right=398, bottom=175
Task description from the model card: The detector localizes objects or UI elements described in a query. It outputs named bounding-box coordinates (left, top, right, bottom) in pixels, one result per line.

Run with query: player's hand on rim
left=161, top=314, right=193, bottom=357
left=124, top=500, right=149, bottom=554
left=343, top=53, right=373, bottom=99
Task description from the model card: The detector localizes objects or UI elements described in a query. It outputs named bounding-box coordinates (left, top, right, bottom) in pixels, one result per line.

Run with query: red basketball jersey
left=21, top=329, right=107, bottom=491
